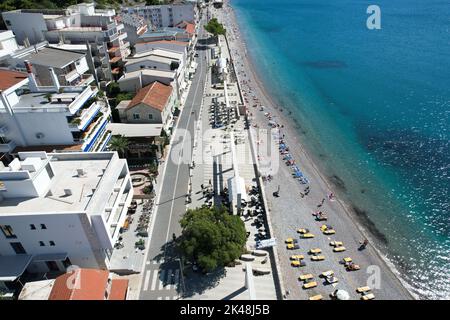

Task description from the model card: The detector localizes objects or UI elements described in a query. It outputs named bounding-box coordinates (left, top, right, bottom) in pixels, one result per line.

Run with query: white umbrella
left=336, top=290, right=350, bottom=300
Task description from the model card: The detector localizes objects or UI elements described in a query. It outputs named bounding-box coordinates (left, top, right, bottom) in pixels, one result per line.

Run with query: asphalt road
left=139, top=13, right=209, bottom=300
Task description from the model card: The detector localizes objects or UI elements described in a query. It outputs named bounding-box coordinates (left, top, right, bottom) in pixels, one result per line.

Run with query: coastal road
left=138, top=13, right=209, bottom=300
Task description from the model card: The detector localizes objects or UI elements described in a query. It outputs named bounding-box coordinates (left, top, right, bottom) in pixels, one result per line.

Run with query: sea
left=231, top=0, right=450, bottom=299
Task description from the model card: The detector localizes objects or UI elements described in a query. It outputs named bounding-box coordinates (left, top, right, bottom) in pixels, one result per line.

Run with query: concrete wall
left=2, top=12, right=48, bottom=45
left=0, top=213, right=100, bottom=272
left=124, top=103, right=163, bottom=124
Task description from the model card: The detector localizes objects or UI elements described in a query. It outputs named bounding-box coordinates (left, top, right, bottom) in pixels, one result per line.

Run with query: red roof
left=176, top=20, right=195, bottom=34
left=127, top=81, right=173, bottom=112
left=0, top=69, right=28, bottom=91
left=49, top=269, right=109, bottom=300
left=109, top=279, right=129, bottom=300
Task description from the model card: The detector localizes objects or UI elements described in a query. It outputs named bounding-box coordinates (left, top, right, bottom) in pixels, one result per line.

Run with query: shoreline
left=216, top=0, right=416, bottom=299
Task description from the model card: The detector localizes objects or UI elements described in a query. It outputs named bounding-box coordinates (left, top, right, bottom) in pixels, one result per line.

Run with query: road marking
left=158, top=269, right=165, bottom=290
left=150, top=269, right=159, bottom=291
left=163, top=44, right=206, bottom=258
left=157, top=297, right=163, bottom=300
left=143, top=270, right=151, bottom=291
left=165, top=296, right=171, bottom=300
left=146, top=261, right=150, bottom=265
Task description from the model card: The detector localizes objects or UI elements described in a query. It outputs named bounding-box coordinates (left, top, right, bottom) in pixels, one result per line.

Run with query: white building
left=0, top=66, right=111, bottom=154
left=0, top=151, right=133, bottom=277
left=122, top=3, right=197, bottom=29
left=2, top=3, right=130, bottom=86
left=0, top=31, right=19, bottom=62
left=117, top=13, right=148, bottom=46
left=117, top=69, right=178, bottom=97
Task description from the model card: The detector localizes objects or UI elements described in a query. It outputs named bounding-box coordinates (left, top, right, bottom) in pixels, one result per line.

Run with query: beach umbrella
left=335, top=290, right=350, bottom=300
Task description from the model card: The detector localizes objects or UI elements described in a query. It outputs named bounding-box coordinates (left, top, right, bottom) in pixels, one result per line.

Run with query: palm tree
left=108, top=135, right=129, bottom=158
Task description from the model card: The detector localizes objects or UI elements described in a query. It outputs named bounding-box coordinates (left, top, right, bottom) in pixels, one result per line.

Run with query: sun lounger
left=342, top=257, right=353, bottom=263
left=361, top=293, right=375, bottom=300
left=325, top=276, right=339, bottom=284
left=356, top=286, right=371, bottom=293
left=309, top=294, right=323, bottom=300
left=290, top=255, right=304, bottom=260
left=291, top=260, right=306, bottom=267
left=301, top=233, right=315, bottom=238
left=303, top=281, right=318, bottom=289
left=285, top=238, right=294, bottom=243
left=346, top=264, right=361, bottom=271
left=309, top=248, right=322, bottom=254
left=311, top=255, right=325, bottom=261
left=321, top=270, right=334, bottom=277
left=298, top=273, right=314, bottom=281
left=287, top=243, right=300, bottom=250
left=330, top=241, right=344, bottom=247
left=333, top=246, right=346, bottom=252
left=297, top=228, right=309, bottom=234
left=323, top=229, right=336, bottom=235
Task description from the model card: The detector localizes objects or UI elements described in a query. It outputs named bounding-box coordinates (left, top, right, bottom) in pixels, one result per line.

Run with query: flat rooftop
left=25, top=47, right=85, bottom=69
left=0, top=156, right=111, bottom=214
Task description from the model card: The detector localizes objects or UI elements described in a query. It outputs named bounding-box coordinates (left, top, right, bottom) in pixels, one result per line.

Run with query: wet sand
left=213, top=1, right=414, bottom=300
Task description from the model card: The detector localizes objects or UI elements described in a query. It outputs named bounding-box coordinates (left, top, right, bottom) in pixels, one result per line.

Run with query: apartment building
left=117, top=13, right=148, bottom=46
left=0, top=151, right=133, bottom=277
left=0, top=65, right=111, bottom=155
left=2, top=3, right=130, bottom=85
left=122, top=2, right=197, bottom=29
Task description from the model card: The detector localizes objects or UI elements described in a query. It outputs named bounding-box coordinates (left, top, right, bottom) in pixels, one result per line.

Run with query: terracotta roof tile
left=0, top=69, right=28, bottom=91
left=49, top=269, right=109, bottom=300
left=127, top=81, right=173, bottom=112
left=109, top=279, right=129, bottom=300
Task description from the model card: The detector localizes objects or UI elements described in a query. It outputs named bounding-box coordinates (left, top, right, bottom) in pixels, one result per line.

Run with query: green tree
left=108, top=135, right=129, bottom=158
left=178, top=206, right=246, bottom=273
left=204, top=18, right=226, bottom=44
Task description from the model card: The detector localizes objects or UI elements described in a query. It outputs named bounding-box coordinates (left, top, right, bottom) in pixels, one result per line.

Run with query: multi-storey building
left=0, top=151, right=133, bottom=277
left=0, top=65, right=111, bottom=155
left=2, top=3, right=130, bottom=85
left=122, top=2, right=197, bottom=29
left=117, top=13, right=148, bottom=46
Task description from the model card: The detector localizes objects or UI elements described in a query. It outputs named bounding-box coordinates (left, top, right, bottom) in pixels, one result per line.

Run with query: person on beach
left=359, top=239, right=369, bottom=250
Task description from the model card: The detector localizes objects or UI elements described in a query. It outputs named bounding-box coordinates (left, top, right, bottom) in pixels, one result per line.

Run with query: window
left=1, top=225, right=16, bottom=239
left=41, top=224, right=47, bottom=230
left=49, top=241, right=56, bottom=246
left=10, top=242, right=26, bottom=254
left=148, top=114, right=153, bottom=120
left=39, top=241, right=45, bottom=247
left=133, top=113, right=140, bottom=120
left=30, top=224, right=36, bottom=230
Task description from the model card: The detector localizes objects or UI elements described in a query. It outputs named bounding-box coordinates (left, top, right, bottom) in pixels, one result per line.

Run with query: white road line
left=157, top=297, right=163, bottom=300
left=165, top=296, right=171, bottom=300
left=163, top=47, right=205, bottom=258
left=158, top=269, right=166, bottom=290
left=143, top=270, right=151, bottom=291
left=150, top=269, right=159, bottom=291
left=146, top=261, right=150, bottom=265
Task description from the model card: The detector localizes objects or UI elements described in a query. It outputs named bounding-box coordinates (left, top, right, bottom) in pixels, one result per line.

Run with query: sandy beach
left=212, top=1, right=414, bottom=300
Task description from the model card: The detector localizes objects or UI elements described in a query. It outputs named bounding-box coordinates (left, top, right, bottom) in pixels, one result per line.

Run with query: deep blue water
left=231, top=0, right=450, bottom=299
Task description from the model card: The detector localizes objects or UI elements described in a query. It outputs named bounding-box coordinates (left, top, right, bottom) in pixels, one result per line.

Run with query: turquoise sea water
left=231, top=0, right=450, bottom=299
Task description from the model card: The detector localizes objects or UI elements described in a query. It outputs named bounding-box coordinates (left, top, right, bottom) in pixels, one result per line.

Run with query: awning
left=0, top=255, right=33, bottom=281
left=32, top=253, right=68, bottom=262
left=106, top=123, right=163, bottom=138
left=227, top=175, right=248, bottom=204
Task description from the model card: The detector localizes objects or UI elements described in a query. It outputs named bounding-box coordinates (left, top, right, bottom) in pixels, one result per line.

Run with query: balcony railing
left=68, top=86, right=98, bottom=114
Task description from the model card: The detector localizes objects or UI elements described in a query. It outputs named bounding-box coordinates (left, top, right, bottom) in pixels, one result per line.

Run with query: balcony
left=78, top=101, right=102, bottom=130
left=68, top=86, right=99, bottom=114
left=82, top=110, right=111, bottom=152
left=0, top=140, right=16, bottom=153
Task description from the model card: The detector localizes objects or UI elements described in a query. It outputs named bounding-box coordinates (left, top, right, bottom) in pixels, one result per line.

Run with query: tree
left=178, top=206, right=246, bottom=273
left=108, top=135, right=129, bottom=158
left=145, top=0, right=161, bottom=5
left=204, top=18, right=226, bottom=44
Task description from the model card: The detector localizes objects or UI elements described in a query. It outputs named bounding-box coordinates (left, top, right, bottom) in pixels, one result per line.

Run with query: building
left=0, top=151, right=133, bottom=278
left=2, top=3, right=130, bottom=85
left=7, top=46, right=94, bottom=87
left=117, top=13, right=148, bottom=46
left=213, top=0, right=224, bottom=9
left=117, top=81, right=177, bottom=131
left=18, top=268, right=129, bottom=300
left=135, top=39, right=188, bottom=58
left=137, top=26, right=192, bottom=43
left=0, top=66, right=111, bottom=155
left=0, top=31, right=19, bottom=62
left=125, top=49, right=187, bottom=97
left=117, top=68, right=177, bottom=96
left=122, top=3, right=197, bottom=29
